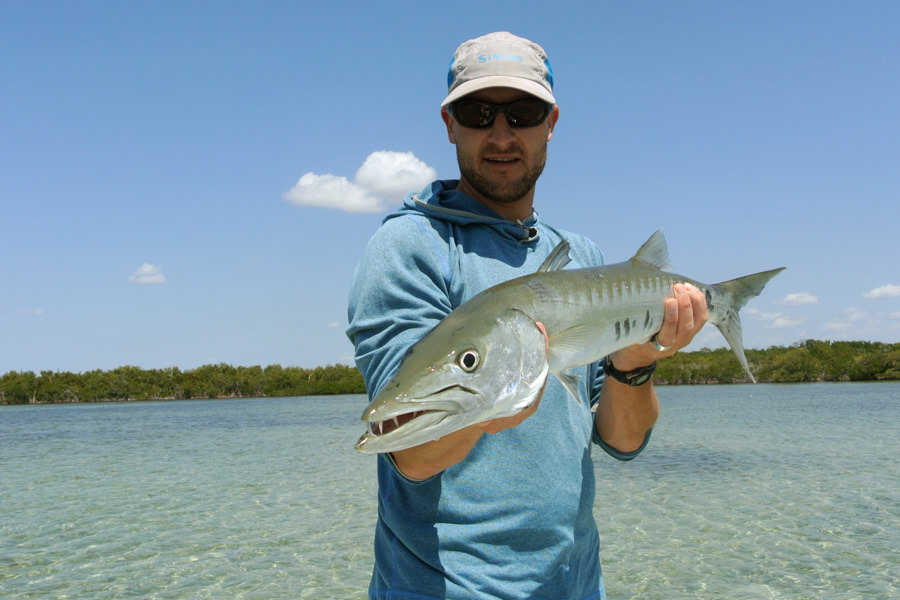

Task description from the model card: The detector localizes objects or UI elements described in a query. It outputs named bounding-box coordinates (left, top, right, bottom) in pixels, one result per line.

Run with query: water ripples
left=596, top=383, right=899, bottom=599
left=2, top=384, right=897, bottom=599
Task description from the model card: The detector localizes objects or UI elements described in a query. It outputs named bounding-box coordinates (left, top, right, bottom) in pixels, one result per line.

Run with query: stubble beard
left=457, top=142, right=548, bottom=206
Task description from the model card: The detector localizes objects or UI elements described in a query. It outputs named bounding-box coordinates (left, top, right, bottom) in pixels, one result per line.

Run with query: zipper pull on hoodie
left=515, top=215, right=540, bottom=243
left=400, top=181, right=540, bottom=245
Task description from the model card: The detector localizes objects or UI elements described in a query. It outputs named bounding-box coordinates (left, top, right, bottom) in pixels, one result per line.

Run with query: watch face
left=629, top=371, right=651, bottom=385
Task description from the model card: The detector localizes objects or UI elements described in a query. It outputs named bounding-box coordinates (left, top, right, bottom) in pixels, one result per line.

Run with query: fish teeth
left=366, top=413, right=424, bottom=438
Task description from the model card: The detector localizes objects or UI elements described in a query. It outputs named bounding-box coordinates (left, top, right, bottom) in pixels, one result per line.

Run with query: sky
left=2, top=1, right=898, bottom=374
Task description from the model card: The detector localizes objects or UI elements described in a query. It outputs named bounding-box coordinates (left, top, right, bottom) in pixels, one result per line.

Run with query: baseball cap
left=442, top=32, right=556, bottom=107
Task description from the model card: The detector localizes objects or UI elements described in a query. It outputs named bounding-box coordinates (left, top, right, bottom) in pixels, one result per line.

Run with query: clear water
left=597, top=383, right=899, bottom=599
left=1, top=383, right=897, bottom=599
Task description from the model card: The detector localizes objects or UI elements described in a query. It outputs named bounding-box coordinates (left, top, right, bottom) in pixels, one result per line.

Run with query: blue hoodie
left=347, top=180, right=643, bottom=600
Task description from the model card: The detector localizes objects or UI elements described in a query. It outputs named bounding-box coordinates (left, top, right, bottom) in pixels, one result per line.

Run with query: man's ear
left=441, top=107, right=457, bottom=144
left=546, top=105, right=559, bottom=142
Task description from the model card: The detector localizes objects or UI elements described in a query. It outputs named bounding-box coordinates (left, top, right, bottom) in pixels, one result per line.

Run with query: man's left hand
left=610, top=282, right=708, bottom=372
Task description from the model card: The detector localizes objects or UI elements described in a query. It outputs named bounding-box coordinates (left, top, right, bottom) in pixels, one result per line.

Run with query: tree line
left=655, top=339, right=900, bottom=384
left=1, top=340, right=898, bottom=405
left=0, top=363, right=365, bottom=405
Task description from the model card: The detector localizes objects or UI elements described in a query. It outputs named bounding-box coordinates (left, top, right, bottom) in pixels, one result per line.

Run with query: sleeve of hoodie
left=346, top=215, right=453, bottom=399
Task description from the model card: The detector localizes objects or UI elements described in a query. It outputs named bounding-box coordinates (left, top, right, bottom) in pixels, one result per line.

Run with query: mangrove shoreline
left=2, top=340, right=898, bottom=405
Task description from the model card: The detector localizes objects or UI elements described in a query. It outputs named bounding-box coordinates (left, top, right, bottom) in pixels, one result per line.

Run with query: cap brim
left=441, top=76, right=556, bottom=106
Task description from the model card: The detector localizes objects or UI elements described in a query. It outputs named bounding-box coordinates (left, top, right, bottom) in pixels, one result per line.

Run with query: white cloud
left=129, top=263, right=166, bottom=284
left=863, top=284, right=900, bottom=299
left=820, top=307, right=900, bottom=340
left=765, top=313, right=803, bottom=328
left=16, top=308, right=45, bottom=315
left=778, top=292, right=818, bottom=306
left=841, top=307, right=870, bottom=322
left=747, top=308, right=804, bottom=329
left=823, top=320, right=850, bottom=332
left=354, top=151, right=437, bottom=202
left=769, top=315, right=804, bottom=329
left=282, top=151, right=437, bottom=213
left=823, top=307, right=875, bottom=333
left=282, top=173, right=381, bottom=212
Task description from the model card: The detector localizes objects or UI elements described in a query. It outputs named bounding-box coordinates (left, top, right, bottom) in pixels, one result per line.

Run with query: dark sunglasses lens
left=452, top=102, right=494, bottom=128
left=506, top=100, right=550, bottom=126
left=452, top=99, right=550, bottom=128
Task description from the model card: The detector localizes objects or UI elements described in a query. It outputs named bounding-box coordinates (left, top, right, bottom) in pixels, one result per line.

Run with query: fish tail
left=710, top=267, right=786, bottom=382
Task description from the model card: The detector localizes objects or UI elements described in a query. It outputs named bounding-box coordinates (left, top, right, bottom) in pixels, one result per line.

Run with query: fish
left=355, top=229, right=785, bottom=454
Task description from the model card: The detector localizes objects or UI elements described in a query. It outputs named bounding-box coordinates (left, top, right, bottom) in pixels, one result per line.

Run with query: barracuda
left=356, top=229, right=785, bottom=454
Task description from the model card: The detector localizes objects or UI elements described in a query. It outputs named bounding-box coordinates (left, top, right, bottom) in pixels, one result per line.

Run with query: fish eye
left=457, top=349, right=480, bottom=372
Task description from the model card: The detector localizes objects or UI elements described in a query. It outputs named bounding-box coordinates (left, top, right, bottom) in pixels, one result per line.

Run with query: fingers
left=655, top=283, right=707, bottom=352
left=609, top=282, right=709, bottom=372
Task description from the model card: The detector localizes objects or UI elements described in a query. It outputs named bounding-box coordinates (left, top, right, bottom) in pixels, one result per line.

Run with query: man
left=347, top=31, right=707, bottom=600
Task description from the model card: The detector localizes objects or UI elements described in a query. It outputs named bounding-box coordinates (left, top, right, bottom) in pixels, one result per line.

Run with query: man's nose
left=487, top=111, right=516, bottom=142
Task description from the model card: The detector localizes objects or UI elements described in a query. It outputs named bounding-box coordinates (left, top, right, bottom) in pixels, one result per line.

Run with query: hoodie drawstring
left=412, top=194, right=539, bottom=244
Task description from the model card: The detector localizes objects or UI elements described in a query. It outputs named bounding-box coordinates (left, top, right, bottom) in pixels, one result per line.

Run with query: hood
left=384, top=180, right=541, bottom=244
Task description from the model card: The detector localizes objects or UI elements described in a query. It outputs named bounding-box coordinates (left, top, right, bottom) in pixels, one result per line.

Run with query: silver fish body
left=356, top=230, right=785, bottom=454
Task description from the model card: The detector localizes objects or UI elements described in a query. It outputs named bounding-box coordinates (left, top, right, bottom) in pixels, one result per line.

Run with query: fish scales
left=528, top=264, right=679, bottom=373
left=355, top=230, right=785, bottom=454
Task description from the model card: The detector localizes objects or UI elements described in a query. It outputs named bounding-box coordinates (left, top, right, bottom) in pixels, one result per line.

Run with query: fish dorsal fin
left=537, top=239, right=572, bottom=273
left=630, top=229, right=671, bottom=270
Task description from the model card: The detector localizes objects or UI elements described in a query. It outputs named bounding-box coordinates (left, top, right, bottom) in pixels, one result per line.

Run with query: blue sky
left=2, top=1, right=898, bottom=374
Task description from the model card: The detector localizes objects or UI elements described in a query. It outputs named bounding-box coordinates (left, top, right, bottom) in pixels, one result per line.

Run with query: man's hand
left=611, top=282, right=709, bottom=372
left=594, top=282, right=708, bottom=453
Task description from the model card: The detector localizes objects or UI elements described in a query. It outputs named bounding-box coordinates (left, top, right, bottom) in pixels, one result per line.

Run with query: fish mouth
left=355, top=409, right=456, bottom=454
left=355, top=386, right=476, bottom=453
left=365, top=409, right=434, bottom=437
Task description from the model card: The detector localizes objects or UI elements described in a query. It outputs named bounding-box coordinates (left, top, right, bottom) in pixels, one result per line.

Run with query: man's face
left=442, top=87, right=558, bottom=213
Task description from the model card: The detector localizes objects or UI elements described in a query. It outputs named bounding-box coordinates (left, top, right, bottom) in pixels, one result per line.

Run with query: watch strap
left=604, top=356, right=657, bottom=386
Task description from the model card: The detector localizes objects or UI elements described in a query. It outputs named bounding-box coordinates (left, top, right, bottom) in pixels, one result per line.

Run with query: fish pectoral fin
left=547, top=323, right=606, bottom=366
left=555, top=370, right=582, bottom=405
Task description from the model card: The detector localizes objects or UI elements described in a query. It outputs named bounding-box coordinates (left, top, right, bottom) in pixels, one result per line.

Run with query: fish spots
left=613, top=313, right=652, bottom=342
left=705, top=288, right=714, bottom=312
left=613, top=318, right=640, bottom=340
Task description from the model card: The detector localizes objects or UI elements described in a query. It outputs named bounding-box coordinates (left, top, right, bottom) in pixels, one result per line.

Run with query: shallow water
left=1, top=383, right=897, bottom=599
left=596, top=383, right=899, bottom=599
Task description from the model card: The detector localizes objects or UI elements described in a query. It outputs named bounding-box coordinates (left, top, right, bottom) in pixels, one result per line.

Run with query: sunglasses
left=448, top=98, right=554, bottom=129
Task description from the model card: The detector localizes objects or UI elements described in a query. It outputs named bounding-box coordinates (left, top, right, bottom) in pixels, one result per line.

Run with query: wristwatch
left=604, top=356, right=656, bottom=386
